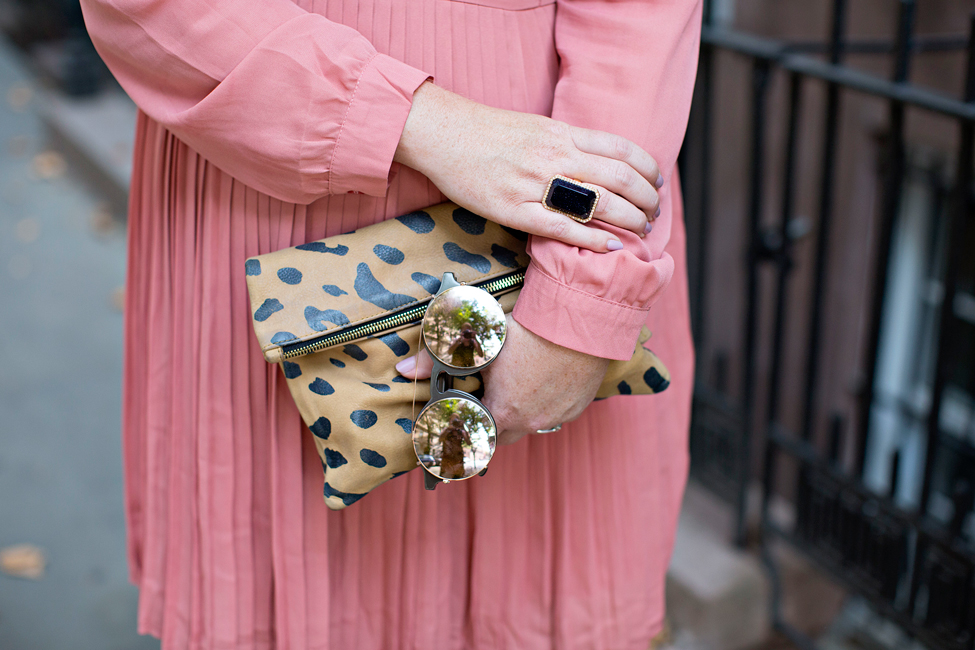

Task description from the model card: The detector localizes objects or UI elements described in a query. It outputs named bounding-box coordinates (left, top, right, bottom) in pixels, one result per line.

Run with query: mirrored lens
left=412, top=398, right=496, bottom=480
left=422, top=286, right=507, bottom=369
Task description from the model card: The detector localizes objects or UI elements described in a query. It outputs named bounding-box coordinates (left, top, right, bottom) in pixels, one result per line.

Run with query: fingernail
left=395, top=356, right=417, bottom=374
left=654, top=206, right=661, bottom=219
left=607, top=239, right=623, bottom=251
left=655, top=174, right=664, bottom=189
left=644, top=222, right=653, bottom=234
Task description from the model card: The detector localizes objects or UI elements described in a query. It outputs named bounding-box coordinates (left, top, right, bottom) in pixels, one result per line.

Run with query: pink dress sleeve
left=512, top=0, right=703, bottom=360
left=79, top=0, right=431, bottom=204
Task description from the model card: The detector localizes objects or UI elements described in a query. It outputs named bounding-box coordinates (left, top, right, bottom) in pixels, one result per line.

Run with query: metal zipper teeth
left=281, top=269, right=526, bottom=360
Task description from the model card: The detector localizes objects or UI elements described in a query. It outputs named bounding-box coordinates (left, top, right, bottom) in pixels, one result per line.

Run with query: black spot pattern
left=350, top=410, right=378, bottom=429
left=271, top=331, right=297, bottom=344
left=329, top=358, right=346, bottom=368
left=323, top=448, right=348, bottom=468
left=411, top=272, right=441, bottom=295
left=245, top=259, right=261, bottom=276
left=452, top=208, right=486, bottom=235
left=254, top=298, right=283, bottom=322
left=443, top=242, right=491, bottom=273
left=391, top=376, right=410, bottom=383
left=378, top=332, right=410, bottom=357
left=304, top=306, right=350, bottom=331
left=309, top=378, right=335, bottom=395
left=644, top=367, right=670, bottom=393
left=395, top=418, right=413, bottom=434
left=617, top=380, right=632, bottom=395
left=343, top=344, right=367, bottom=361
left=309, top=417, right=331, bottom=439
left=296, top=242, right=349, bottom=255
left=360, top=449, right=387, bottom=468
left=282, top=361, right=302, bottom=379
left=364, top=382, right=390, bottom=392
left=501, top=225, right=529, bottom=241
left=354, top=263, right=416, bottom=310
left=490, top=244, right=520, bottom=269
left=373, top=244, right=405, bottom=265
left=323, top=482, right=366, bottom=506
left=395, top=211, right=435, bottom=233
left=322, top=284, right=347, bottom=296
left=277, top=267, right=302, bottom=284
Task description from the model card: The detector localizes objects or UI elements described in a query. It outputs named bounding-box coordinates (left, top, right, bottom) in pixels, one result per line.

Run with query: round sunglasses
left=412, top=272, right=507, bottom=487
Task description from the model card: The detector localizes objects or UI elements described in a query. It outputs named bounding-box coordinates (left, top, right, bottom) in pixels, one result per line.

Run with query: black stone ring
left=542, top=175, right=600, bottom=224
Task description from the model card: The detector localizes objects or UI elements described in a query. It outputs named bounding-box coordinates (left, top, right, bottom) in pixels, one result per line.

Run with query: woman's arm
left=398, top=0, right=703, bottom=442
left=516, top=0, right=704, bottom=360
left=80, top=0, right=429, bottom=204
left=82, top=0, right=660, bottom=250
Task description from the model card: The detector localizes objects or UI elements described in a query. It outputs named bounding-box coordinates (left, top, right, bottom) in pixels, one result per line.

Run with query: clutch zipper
left=280, top=268, right=526, bottom=360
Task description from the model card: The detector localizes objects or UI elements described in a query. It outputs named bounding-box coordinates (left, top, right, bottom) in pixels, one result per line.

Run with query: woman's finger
left=587, top=185, right=650, bottom=236
left=395, top=349, right=434, bottom=380
left=513, top=203, right=624, bottom=252
left=566, top=153, right=659, bottom=218
left=568, top=125, right=663, bottom=188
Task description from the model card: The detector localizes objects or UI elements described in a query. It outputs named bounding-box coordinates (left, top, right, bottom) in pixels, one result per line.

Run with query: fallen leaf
left=112, top=286, right=125, bottom=312
left=90, top=203, right=116, bottom=235
left=6, top=84, right=33, bottom=111
left=32, top=151, right=66, bottom=180
left=649, top=620, right=671, bottom=650
left=0, top=544, right=46, bottom=580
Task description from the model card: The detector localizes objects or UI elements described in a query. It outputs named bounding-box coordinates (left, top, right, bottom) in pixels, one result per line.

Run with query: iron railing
left=681, top=1, right=975, bottom=648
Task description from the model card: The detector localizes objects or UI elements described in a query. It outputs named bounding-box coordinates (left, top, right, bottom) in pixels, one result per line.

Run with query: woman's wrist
left=394, top=81, right=464, bottom=176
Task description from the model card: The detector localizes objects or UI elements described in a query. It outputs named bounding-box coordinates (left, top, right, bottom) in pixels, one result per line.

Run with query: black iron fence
left=681, top=0, right=975, bottom=648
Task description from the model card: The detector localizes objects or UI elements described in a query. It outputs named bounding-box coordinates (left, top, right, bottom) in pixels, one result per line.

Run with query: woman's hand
left=394, top=82, right=663, bottom=253
left=395, top=317, right=608, bottom=446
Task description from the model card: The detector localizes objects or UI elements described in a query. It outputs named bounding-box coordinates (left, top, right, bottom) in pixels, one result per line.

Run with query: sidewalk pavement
left=0, top=38, right=158, bottom=650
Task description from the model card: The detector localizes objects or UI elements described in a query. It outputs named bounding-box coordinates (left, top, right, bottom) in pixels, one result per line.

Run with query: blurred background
left=0, top=0, right=972, bottom=649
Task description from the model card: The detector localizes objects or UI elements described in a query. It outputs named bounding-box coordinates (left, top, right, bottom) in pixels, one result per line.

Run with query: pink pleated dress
left=80, top=0, right=702, bottom=648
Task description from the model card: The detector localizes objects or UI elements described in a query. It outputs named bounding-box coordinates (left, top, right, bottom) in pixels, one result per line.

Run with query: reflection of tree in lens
left=424, top=288, right=505, bottom=368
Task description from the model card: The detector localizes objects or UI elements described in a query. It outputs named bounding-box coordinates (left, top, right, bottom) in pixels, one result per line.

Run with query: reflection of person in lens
left=439, top=413, right=471, bottom=479
left=446, top=322, right=483, bottom=368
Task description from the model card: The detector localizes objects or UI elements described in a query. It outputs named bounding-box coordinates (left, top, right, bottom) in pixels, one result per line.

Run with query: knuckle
left=535, top=140, right=570, bottom=169
left=613, top=162, right=634, bottom=189
left=612, top=135, right=632, bottom=160
left=546, top=217, right=571, bottom=241
left=547, top=119, right=573, bottom=142
left=497, top=185, right=521, bottom=208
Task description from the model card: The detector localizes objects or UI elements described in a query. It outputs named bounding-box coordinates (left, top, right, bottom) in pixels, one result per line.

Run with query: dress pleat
left=121, top=2, right=695, bottom=648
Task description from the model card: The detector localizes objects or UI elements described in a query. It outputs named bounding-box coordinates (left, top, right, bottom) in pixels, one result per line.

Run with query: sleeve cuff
left=512, top=262, right=650, bottom=361
left=317, top=53, right=431, bottom=198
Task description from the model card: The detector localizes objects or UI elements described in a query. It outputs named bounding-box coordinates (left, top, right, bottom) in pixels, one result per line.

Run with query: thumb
left=395, top=349, right=434, bottom=380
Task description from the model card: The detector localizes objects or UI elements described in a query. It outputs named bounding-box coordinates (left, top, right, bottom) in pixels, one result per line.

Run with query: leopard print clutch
left=245, top=202, right=670, bottom=509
